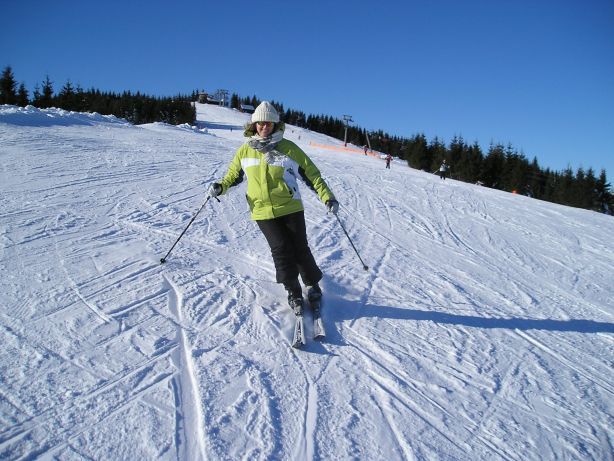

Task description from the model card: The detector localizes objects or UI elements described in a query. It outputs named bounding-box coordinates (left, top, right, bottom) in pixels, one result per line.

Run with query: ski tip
left=292, top=337, right=307, bottom=349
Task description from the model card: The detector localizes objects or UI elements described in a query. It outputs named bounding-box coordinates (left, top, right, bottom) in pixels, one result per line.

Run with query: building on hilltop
left=239, top=104, right=255, bottom=114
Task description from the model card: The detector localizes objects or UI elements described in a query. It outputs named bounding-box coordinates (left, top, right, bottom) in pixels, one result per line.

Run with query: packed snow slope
left=1, top=103, right=613, bottom=461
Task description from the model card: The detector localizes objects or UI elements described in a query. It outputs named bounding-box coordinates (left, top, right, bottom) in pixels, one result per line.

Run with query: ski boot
left=284, top=279, right=304, bottom=316
left=306, top=284, right=322, bottom=303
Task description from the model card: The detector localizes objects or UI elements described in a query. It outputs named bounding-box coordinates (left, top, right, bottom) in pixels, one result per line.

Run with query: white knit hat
left=251, top=101, right=280, bottom=123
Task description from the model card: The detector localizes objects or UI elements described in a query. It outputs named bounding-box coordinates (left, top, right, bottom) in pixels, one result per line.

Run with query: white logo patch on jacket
left=265, top=150, right=302, bottom=201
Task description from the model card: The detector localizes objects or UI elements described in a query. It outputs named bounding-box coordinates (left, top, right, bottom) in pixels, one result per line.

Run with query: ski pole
left=334, top=213, right=369, bottom=271
left=160, top=195, right=218, bottom=264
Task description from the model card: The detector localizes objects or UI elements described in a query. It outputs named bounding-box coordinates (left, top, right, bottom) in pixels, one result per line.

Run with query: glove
left=208, top=182, right=222, bottom=198
left=326, top=199, right=339, bottom=215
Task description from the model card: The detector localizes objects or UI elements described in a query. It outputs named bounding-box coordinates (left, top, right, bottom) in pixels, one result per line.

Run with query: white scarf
left=247, top=130, right=284, bottom=153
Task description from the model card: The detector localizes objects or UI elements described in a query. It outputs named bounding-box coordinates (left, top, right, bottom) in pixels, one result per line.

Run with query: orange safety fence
left=308, top=142, right=383, bottom=159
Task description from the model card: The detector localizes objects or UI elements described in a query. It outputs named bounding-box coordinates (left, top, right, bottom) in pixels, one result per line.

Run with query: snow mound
left=0, top=104, right=129, bottom=127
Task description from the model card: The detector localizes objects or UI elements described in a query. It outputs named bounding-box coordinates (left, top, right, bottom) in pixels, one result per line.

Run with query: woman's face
left=256, top=121, right=274, bottom=137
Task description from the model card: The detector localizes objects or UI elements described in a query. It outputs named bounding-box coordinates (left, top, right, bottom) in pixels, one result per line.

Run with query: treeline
left=230, top=93, right=613, bottom=214
left=0, top=66, right=195, bottom=125
left=2, top=65, right=610, bottom=214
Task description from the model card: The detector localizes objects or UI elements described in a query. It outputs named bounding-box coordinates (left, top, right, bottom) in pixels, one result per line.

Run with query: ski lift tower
left=217, top=89, right=229, bottom=107
left=343, top=114, right=353, bottom=147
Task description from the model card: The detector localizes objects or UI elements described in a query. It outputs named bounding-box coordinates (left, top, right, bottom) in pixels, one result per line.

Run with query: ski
left=288, top=289, right=325, bottom=347
left=292, top=315, right=306, bottom=348
left=310, top=299, right=326, bottom=340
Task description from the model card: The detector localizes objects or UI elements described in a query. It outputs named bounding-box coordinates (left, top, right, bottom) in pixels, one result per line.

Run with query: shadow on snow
left=351, top=303, right=614, bottom=334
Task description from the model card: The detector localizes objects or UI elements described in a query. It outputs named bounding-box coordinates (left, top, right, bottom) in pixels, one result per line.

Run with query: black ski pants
left=256, top=211, right=322, bottom=288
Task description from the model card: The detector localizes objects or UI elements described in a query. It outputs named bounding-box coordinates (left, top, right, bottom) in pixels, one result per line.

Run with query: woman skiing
left=208, top=101, right=338, bottom=315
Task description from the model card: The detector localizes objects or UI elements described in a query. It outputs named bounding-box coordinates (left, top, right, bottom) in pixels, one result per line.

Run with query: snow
left=1, top=103, right=613, bottom=460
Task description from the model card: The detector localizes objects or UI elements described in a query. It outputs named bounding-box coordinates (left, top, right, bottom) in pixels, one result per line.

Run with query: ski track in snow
left=164, top=275, right=207, bottom=461
left=1, top=104, right=613, bottom=460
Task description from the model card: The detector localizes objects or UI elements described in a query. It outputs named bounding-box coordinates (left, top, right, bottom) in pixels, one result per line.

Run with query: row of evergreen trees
left=1, top=66, right=610, bottom=214
left=0, top=66, right=195, bottom=125
left=228, top=93, right=612, bottom=214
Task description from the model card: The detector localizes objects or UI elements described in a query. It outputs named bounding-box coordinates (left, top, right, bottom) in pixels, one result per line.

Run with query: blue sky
left=2, top=0, right=613, bottom=176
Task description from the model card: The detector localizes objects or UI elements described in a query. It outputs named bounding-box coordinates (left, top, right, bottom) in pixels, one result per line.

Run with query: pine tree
left=0, top=66, right=18, bottom=105
left=595, top=169, right=613, bottom=214
left=230, top=93, right=240, bottom=109
left=449, top=136, right=467, bottom=180
left=546, top=170, right=560, bottom=203
left=583, top=168, right=599, bottom=211
left=37, top=76, right=54, bottom=108
left=74, top=84, right=86, bottom=112
left=58, top=80, right=76, bottom=110
left=554, top=167, right=575, bottom=206
left=466, top=142, right=484, bottom=183
left=481, top=143, right=506, bottom=188
left=406, top=134, right=429, bottom=171
left=503, top=146, right=530, bottom=194
left=527, top=157, right=545, bottom=198
left=572, top=167, right=590, bottom=209
left=17, top=83, right=29, bottom=106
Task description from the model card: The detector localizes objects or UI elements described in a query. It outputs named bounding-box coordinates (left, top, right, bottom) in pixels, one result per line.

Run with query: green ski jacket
left=219, top=138, right=335, bottom=221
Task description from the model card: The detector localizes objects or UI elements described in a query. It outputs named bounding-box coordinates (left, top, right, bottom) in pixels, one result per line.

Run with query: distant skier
left=363, top=145, right=368, bottom=156
left=439, top=160, right=449, bottom=180
left=385, top=153, right=392, bottom=169
left=208, top=101, right=338, bottom=315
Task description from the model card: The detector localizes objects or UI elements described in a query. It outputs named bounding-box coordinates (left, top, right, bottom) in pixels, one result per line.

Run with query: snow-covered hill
left=1, top=103, right=613, bottom=460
